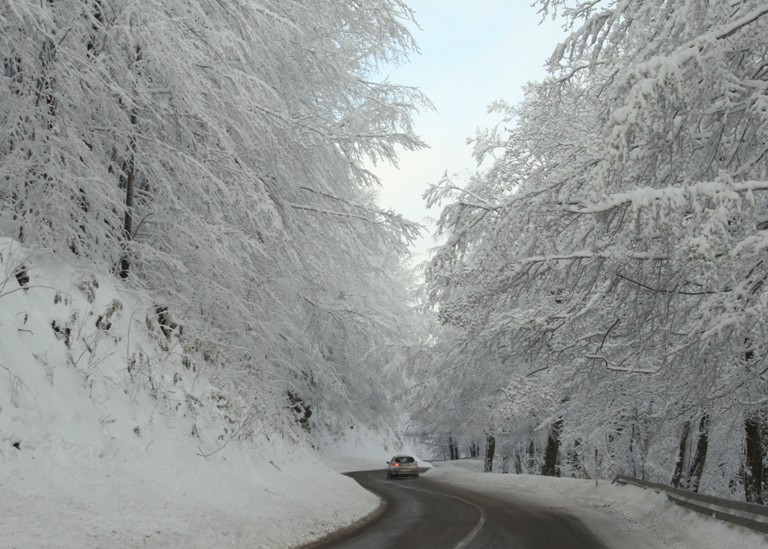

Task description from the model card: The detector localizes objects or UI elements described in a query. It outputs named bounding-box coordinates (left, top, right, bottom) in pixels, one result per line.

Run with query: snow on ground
left=424, top=459, right=768, bottom=549
left=0, top=238, right=384, bottom=549
left=3, top=237, right=768, bottom=549
left=3, top=440, right=380, bottom=549
left=318, top=426, right=430, bottom=474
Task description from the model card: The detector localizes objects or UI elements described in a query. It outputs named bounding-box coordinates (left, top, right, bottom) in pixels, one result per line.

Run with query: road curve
left=307, top=470, right=611, bottom=549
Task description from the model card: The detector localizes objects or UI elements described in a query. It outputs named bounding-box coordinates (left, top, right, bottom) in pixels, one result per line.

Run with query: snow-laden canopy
left=1, top=0, right=426, bottom=436
left=422, top=0, right=768, bottom=501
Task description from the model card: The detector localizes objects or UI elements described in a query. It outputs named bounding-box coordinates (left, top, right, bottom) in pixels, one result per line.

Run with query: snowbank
left=3, top=442, right=378, bottom=549
left=0, top=238, right=379, bottom=548
left=427, top=460, right=768, bottom=549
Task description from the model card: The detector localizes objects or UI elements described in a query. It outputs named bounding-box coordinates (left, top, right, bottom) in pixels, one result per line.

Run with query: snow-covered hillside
left=0, top=237, right=386, bottom=548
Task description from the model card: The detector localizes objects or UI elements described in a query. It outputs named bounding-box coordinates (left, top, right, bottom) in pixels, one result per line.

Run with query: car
left=386, top=455, right=419, bottom=479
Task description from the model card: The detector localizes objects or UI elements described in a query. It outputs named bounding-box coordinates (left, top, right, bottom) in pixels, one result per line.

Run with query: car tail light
left=393, top=463, right=400, bottom=467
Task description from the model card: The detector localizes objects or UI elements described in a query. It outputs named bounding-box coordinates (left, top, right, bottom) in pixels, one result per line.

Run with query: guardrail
left=613, top=475, right=768, bottom=534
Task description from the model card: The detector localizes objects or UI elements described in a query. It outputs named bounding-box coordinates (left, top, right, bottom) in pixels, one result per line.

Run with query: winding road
left=309, top=469, right=617, bottom=549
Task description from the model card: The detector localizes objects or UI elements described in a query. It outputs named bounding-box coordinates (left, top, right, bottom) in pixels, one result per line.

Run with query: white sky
left=372, top=1, right=568, bottom=260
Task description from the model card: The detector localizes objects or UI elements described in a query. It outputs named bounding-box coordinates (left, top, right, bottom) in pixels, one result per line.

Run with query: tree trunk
left=118, top=102, right=138, bottom=279
left=743, top=344, right=765, bottom=504
left=86, top=0, right=104, bottom=57
left=670, top=420, right=691, bottom=488
left=469, top=440, right=479, bottom=458
left=527, top=437, right=536, bottom=473
left=484, top=434, right=495, bottom=473
left=686, top=414, right=710, bottom=493
left=117, top=44, right=142, bottom=279
left=567, top=438, right=583, bottom=478
left=18, top=28, right=59, bottom=243
left=448, top=436, right=459, bottom=461
left=36, top=35, right=57, bottom=124
left=629, top=419, right=638, bottom=478
left=514, top=451, right=523, bottom=474
left=744, top=413, right=764, bottom=504
left=541, top=418, right=563, bottom=477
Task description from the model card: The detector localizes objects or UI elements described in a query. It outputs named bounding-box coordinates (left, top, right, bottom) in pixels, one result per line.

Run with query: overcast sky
left=372, top=1, right=568, bottom=260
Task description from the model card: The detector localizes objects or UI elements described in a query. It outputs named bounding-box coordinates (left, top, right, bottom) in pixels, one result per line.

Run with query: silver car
left=386, top=455, right=419, bottom=479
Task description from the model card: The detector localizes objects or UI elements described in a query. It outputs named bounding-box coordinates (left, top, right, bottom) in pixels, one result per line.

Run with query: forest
left=1, top=0, right=425, bottom=440
left=3, top=0, right=768, bottom=507
left=420, top=0, right=768, bottom=504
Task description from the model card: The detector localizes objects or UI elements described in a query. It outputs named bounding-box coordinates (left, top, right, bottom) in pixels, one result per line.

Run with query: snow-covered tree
left=424, top=0, right=768, bottom=500
left=1, top=0, right=427, bottom=440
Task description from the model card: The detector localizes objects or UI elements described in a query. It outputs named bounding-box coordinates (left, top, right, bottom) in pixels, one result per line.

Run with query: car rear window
left=396, top=456, right=414, bottom=463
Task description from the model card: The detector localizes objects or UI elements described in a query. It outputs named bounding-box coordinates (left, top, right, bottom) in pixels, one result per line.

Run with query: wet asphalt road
left=308, top=470, right=611, bottom=549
